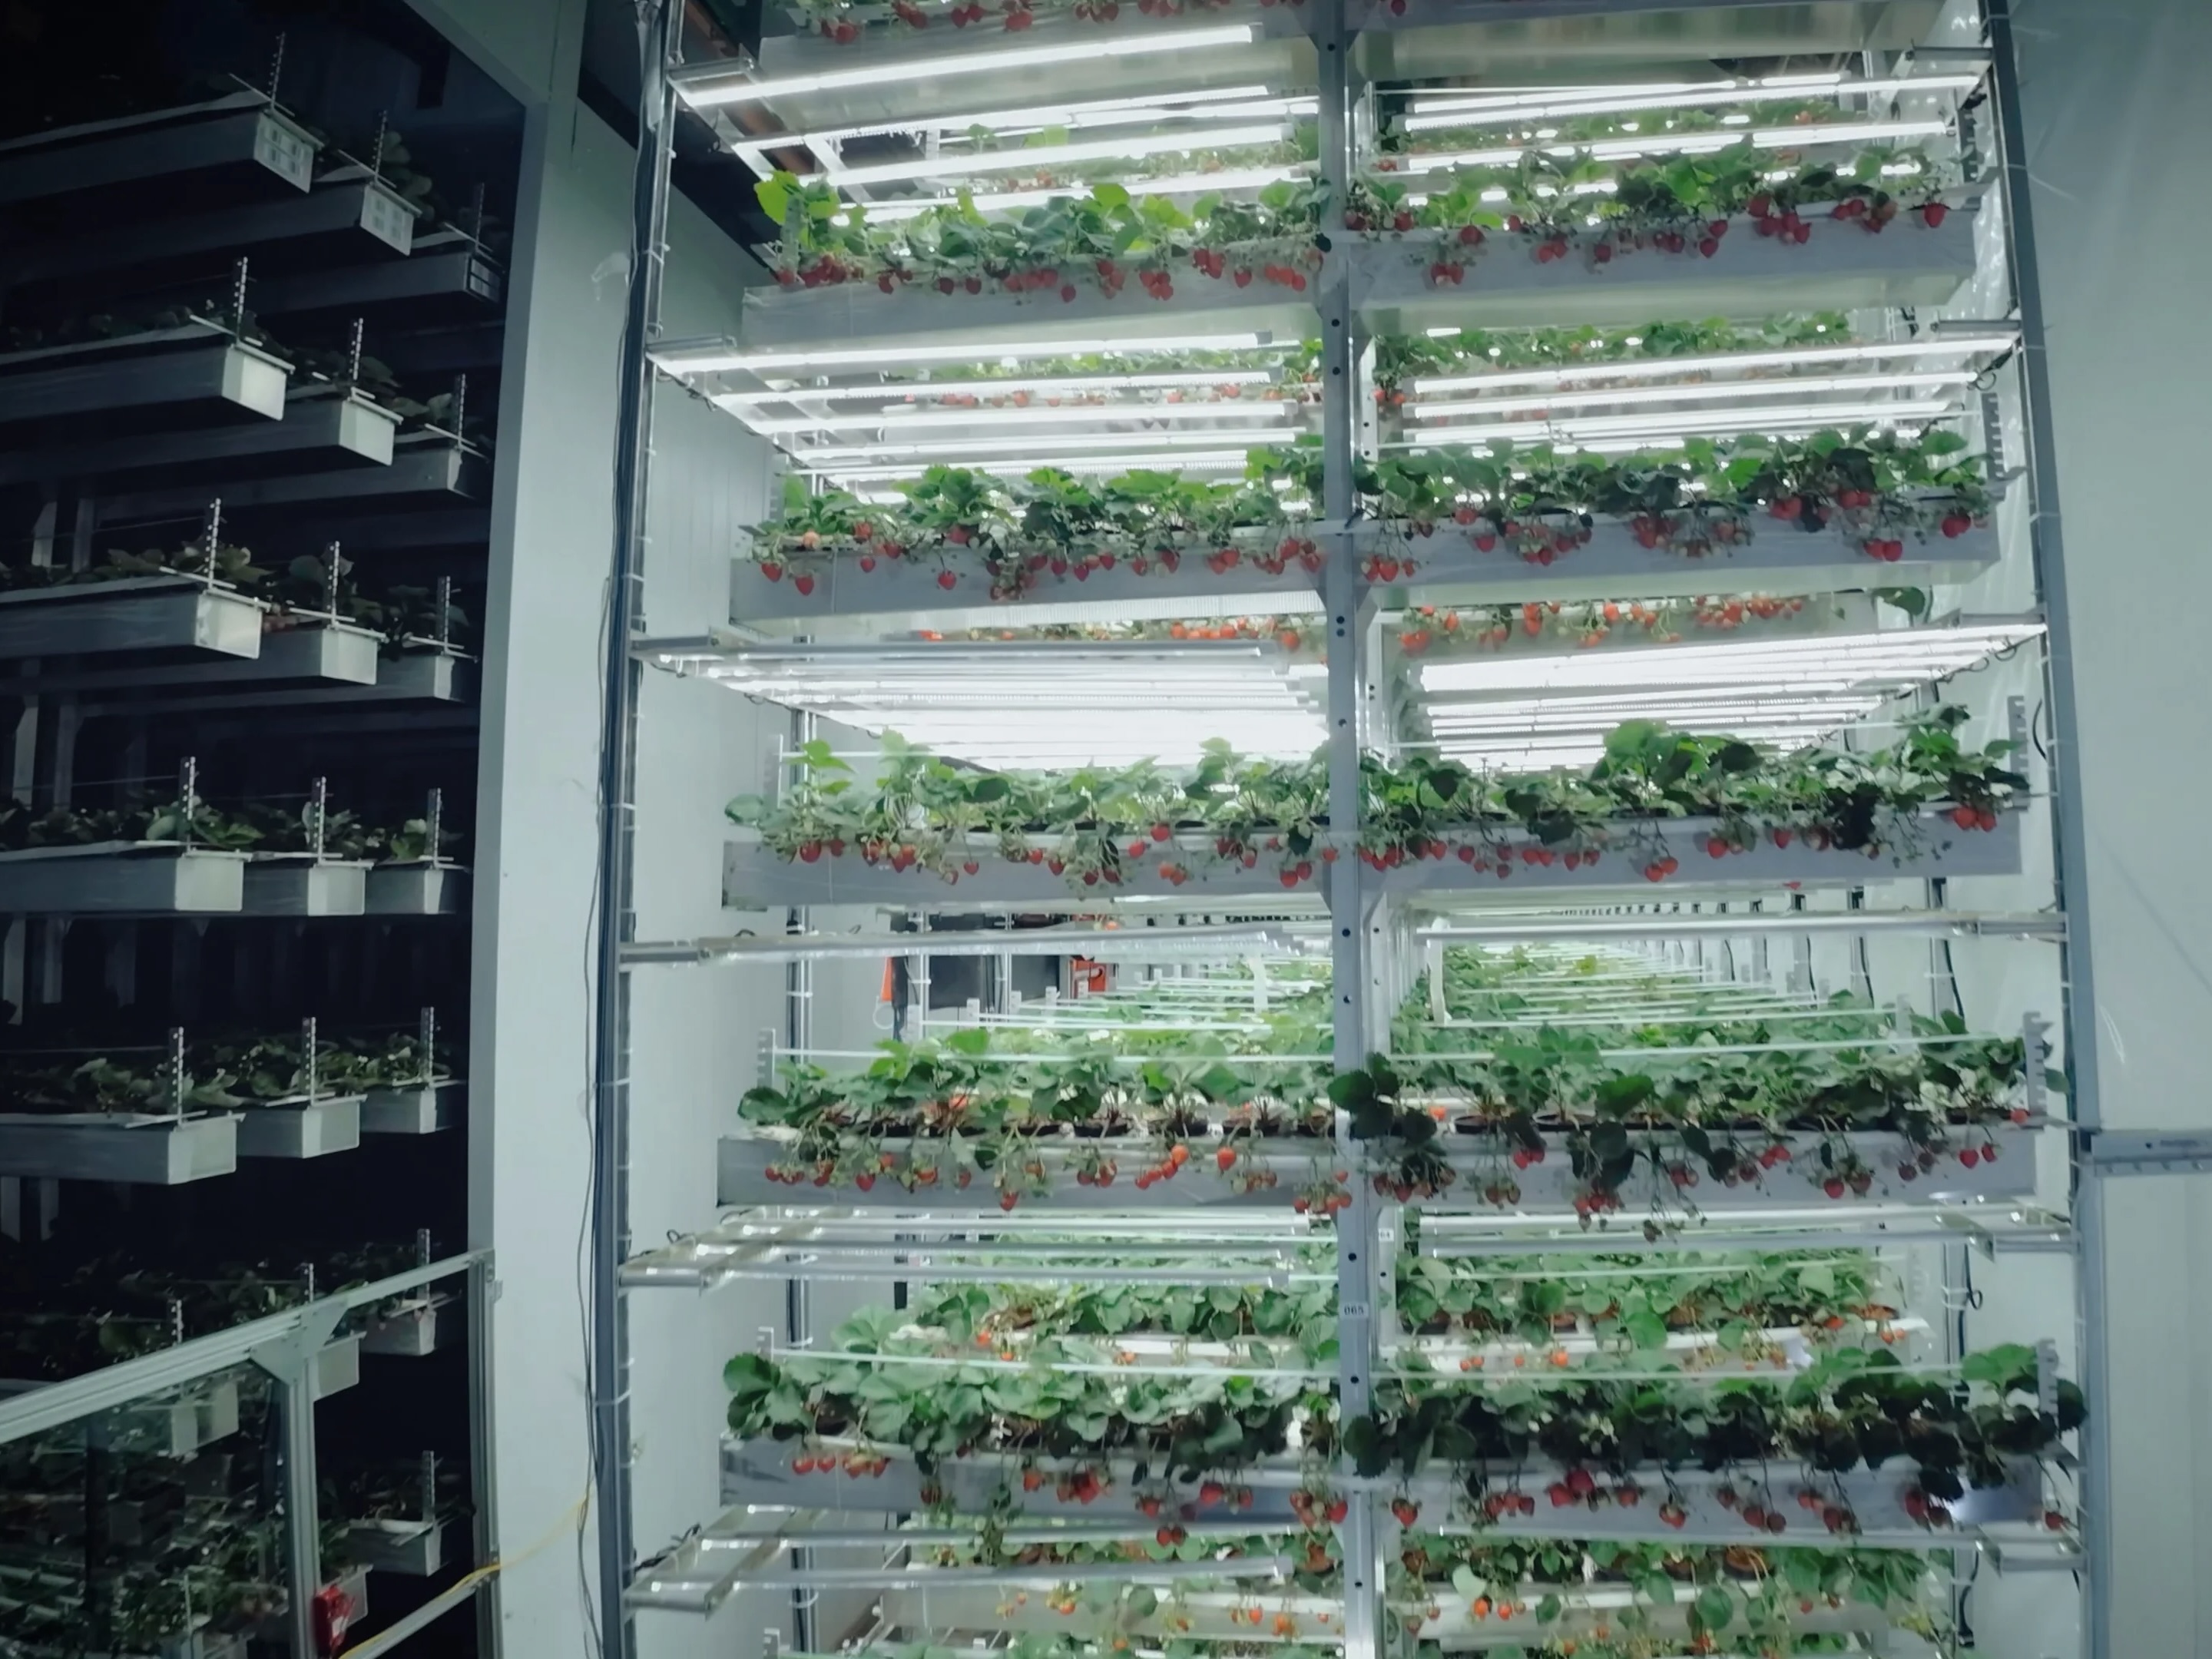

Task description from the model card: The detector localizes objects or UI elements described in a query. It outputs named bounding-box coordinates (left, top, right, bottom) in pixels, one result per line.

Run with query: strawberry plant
left=1345, top=1342, right=2085, bottom=1498
left=729, top=707, right=2024, bottom=887
left=757, top=176, right=1326, bottom=301
left=1395, top=1533, right=1943, bottom=1649
left=1356, top=134, right=1957, bottom=277
left=1320, top=430, right=1990, bottom=565
left=1373, top=314, right=1853, bottom=399
left=1393, top=1250, right=1892, bottom=1350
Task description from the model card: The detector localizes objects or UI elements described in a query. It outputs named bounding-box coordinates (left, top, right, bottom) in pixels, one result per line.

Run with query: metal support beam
left=591, top=8, right=681, bottom=1659
left=1985, top=8, right=2104, bottom=1656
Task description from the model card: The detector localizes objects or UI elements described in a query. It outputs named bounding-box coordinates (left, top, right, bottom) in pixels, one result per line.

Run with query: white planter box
left=0, top=1111, right=237, bottom=1184
left=233, top=1098, right=362, bottom=1159
left=241, top=856, right=371, bottom=916
left=366, top=862, right=469, bottom=915
left=361, top=1080, right=462, bottom=1135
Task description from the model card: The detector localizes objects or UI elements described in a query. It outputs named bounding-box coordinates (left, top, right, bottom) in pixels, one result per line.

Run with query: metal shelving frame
left=0, top=1253, right=495, bottom=1659
left=591, top=4, right=2102, bottom=1659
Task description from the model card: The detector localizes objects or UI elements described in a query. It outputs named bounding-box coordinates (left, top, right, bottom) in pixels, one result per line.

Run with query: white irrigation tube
left=767, top=1346, right=1331, bottom=1383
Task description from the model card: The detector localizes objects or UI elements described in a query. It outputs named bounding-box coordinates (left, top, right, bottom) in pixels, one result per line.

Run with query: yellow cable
left=333, top=1488, right=591, bottom=1659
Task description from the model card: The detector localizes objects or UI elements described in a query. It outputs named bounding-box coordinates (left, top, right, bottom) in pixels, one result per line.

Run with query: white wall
left=436, top=2, right=794, bottom=1654
left=2006, top=3, right=2212, bottom=1654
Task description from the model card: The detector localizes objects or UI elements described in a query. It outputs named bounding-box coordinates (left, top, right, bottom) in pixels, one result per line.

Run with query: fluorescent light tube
left=668, top=332, right=1270, bottom=376
left=753, top=401, right=1293, bottom=435
left=1405, top=398, right=1956, bottom=448
left=734, top=84, right=1285, bottom=158
left=826, top=122, right=1290, bottom=188
left=711, top=369, right=1277, bottom=406
left=808, top=450, right=1253, bottom=480
left=675, top=23, right=1259, bottom=108
left=1412, top=333, right=2016, bottom=396
left=1413, top=371, right=1975, bottom=422
left=803, top=427, right=1278, bottom=461
left=856, top=166, right=1307, bottom=220
left=1404, top=72, right=1985, bottom=128
left=1392, top=118, right=1949, bottom=174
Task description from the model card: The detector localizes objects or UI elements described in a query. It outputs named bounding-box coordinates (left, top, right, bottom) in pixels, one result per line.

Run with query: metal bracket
left=2081, top=1130, right=2212, bottom=1177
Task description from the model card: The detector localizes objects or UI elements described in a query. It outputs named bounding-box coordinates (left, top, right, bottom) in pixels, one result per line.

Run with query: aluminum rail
left=624, top=922, right=1306, bottom=965
left=1416, top=912, right=2065, bottom=943
left=0, top=1250, right=488, bottom=1447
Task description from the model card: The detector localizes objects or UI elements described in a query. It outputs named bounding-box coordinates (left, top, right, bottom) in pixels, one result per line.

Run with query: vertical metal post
left=1316, top=6, right=1380, bottom=1659
left=591, top=4, right=681, bottom=1656
left=278, top=1362, right=322, bottom=1656
left=467, top=1252, right=505, bottom=1657
left=1982, top=9, right=2106, bottom=1654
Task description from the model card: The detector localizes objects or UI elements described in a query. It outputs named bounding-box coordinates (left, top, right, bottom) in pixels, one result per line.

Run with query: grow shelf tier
left=721, top=1435, right=2041, bottom=1543
left=346, top=1516, right=447, bottom=1576
left=233, top=1098, right=363, bottom=1159
left=0, top=388, right=396, bottom=486
left=91, top=439, right=485, bottom=522
left=677, top=8, right=1314, bottom=134
left=252, top=248, right=506, bottom=322
left=0, top=93, right=317, bottom=208
left=366, top=863, right=469, bottom=916
left=727, top=541, right=1327, bottom=628
left=1410, top=1124, right=2038, bottom=1209
left=715, top=1134, right=1336, bottom=1212
left=1355, top=205, right=1978, bottom=333
left=0, top=578, right=264, bottom=663
left=362, top=1080, right=464, bottom=1135
left=0, top=843, right=249, bottom=916
left=722, top=268, right=1315, bottom=357
left=0, top=329, right=287, bottom=431
left=240, top=856, right=373, bottom=917
left=1350, top=0, right=1939, bottom=55
left=1373, top=518, right=1996, bottom=607
left=0, top=1111, right=239, bottom=1184
left=0, top=1374, right=242, bottom=1459
left=715, top=1124, right=2035, bottom=1211
left=360, top=1293, right=456, bottom=1355
left=3, top=176, right=417, bottom=290
left=720, top=811, right=2020, bottom=909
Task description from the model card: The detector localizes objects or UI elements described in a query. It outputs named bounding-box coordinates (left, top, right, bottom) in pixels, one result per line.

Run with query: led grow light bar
left=808, top=452, right=1255, bottom=481
left=825, top=122, right=1290, bottom=188
left=801, top=427, right=1283, bottom=462
left=710, top=369, right=1278, bottom=406
left=1418, top=626, right=2044, bottom=695
left=1403, top=71, right=1987, bottom=127
left=1412, top=370, right=1975, bottom=422
left=1390, top=118, right=1949, bottom=174
left=661, top=332, right=1270, bottom=376
left=732, top=84, right=1290, bottom=162
left=1412, top=332, right=2017, bottom=396
left=751, top=400, right=1295, bottom=437
left=1403, top=397, right=1957, bottom=449
left=674, top=22, right=1260, bottom=107
left=690, top=643, right=1327, bottom=767
left=854, top=166, right=1310, bottom=221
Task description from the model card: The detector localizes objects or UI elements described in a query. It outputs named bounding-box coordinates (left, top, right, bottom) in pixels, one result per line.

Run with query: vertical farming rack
left=598, top=3, right=2101, bottom=1659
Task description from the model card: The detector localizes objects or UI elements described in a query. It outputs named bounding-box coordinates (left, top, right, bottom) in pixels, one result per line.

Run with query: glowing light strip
left=807, top=450, right=1253, bottom=480
left=1412, top=334, right=2015, bottom=396
left=1392, top=118, right=1949, bottom=174
left=801, top=428, right=1276, bottom=461
left=1405, top=72, right=1985, bottom=126
left=674, top=23, right=1259, bottom=107
left=1414, top=372, right=1976, bottom=422
left=663, top=333, right=1270, bottom=376
left=754, top=401, right=1295, bottom=435
left=710, top=369, right=1277, bottom=406
left=1419, top=627, right=2043, bottom=695
left=856, top=167, right=1308, bottom=221
left=826, top=122, right=1289, bottom=188
left=1405, top=398, right=1956, bottom=449
left=731, top=84, right=1283, bottom=161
